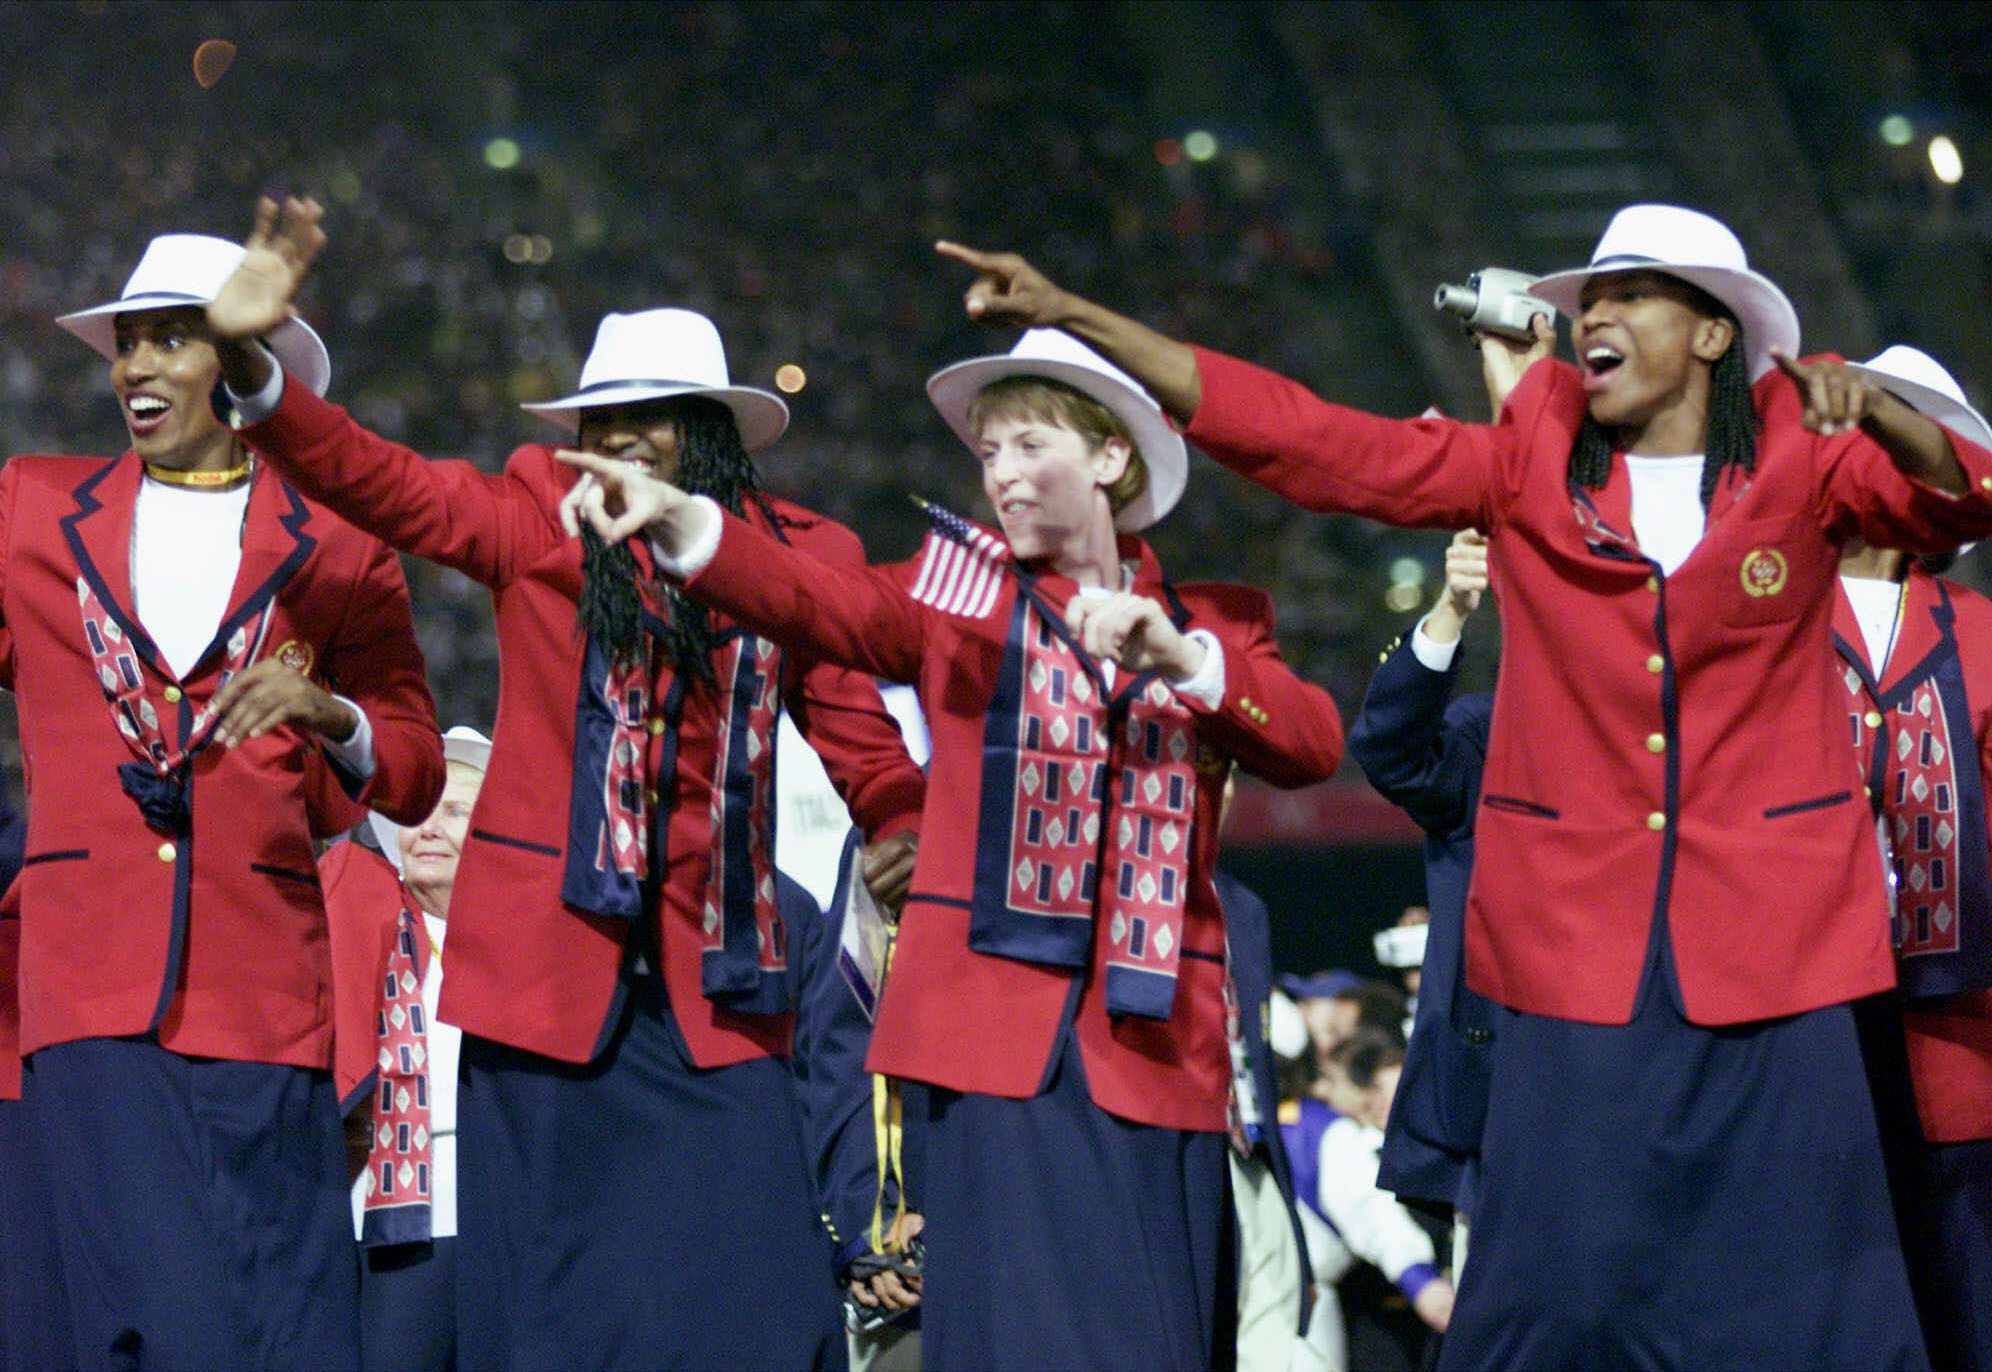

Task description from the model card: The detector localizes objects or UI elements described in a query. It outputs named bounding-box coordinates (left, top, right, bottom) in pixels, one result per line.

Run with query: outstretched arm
left=935, top=241, right=1203, bottom=423
left=1775, top=349, right=1966, bottom=494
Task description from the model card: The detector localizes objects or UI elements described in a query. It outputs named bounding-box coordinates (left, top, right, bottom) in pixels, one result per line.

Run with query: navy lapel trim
left=194, top=475, right=317, bottom=677
left=59, top=458, right=168, bottom=676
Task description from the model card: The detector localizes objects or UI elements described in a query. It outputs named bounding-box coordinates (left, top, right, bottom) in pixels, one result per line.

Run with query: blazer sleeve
left=242, top=376, right=563, bottom=589
left=1175, top=583, right=1343, bottom=789
left=774, top=515, right=925, bottom=843
left=316, top=533, right=445, bottom=825
left=1346, top=630, right=1490, bottom=838
left=685, top=506, right=931, bottom=687
left=1182, top=345, right=1518, bottom=533
left=790, top=843, right=901, bottom=1273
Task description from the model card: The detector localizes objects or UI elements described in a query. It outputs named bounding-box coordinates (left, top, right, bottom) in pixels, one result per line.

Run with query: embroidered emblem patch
left=274, top=639, right=316, bottom=675
left=1740, top=548, right=1788, bottom=598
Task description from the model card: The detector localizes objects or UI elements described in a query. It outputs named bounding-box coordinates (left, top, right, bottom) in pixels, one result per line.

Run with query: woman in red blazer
left=918, top=210, right=1992, bottom=1370
left=13, top=230, right=443, bottom=1370
left=561, top=326, right=1343, bottom=1371
left=208, top=198, right=923, bottom=1370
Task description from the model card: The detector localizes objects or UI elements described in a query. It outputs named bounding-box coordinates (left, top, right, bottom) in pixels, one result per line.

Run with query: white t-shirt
left=1840, top=575, right=1905, bottom=675
left=1623, top=454, right=1708, bottom=577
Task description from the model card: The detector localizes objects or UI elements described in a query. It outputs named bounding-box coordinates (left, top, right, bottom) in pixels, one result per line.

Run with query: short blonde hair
left=968, top=376, right=1149, bottom=515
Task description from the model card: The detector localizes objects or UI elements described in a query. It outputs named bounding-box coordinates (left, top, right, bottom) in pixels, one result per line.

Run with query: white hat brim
left=1845, top=361, right=1992, bottom=453
left=521, top=382, right=790, bottom=454
left=367, top=727, right=491, bottom=874
left=55, top=294, right=332, bottom=397
left=1529, top=261, right=1800, bottom=381
left=925, top=354, right=1188, bottom=532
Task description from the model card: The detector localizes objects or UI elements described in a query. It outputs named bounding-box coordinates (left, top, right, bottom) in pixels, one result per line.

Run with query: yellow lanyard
left=867, top=930, right=907, bottom=1255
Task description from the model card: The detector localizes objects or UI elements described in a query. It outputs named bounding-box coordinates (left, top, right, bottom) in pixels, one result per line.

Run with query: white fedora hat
left=56, top=233, right=332, bottom=396
left=367, top=725, right=492, bottom=874
left=521, top=308, right=789, bottom=454
left=1847, top=345, right=1992, bottom=453
left=926, top=328, right=1189, bottom=533
left=1529, top=204, right=1800, bottom=380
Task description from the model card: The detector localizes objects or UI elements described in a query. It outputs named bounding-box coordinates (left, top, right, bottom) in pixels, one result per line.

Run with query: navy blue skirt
left=1441, top=947, right=1925, bottom=1372
left=918, top=1031, right=1229, bottom=1372
left=0, top=1097, right=72, bottom=1372
left=25, top=1038, right=359, bottom=1371
left=454, top=975, right=841, bottom=1371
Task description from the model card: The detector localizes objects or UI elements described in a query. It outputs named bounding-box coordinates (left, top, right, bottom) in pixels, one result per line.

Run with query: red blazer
left=688, top=513, right=1342, bottom=1132
left=1835, top=572, right=1992, bottom=1142
left=244, top=385, right=925, bottom=1067
left=1186, top=347, right=1992, bottom=1027
left=319, top=838, right=409, bottom=1112
left=2, top=454, right=442, bottom=1067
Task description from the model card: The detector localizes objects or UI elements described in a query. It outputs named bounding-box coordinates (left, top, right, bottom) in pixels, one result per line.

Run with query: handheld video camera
left=1434, top=268, right=1556, bottom=344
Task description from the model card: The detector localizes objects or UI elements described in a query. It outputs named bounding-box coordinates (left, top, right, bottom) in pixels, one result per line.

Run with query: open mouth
left=126, top=394, right=171, bottom=431
left=1581, top=346, right=1624, bottom=392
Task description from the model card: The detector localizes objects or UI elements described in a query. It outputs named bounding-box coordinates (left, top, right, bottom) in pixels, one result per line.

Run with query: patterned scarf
left=79, top=574, right=276, bottom=833
left=970, top=582, right=1199, bottom=1020
left=360, top=894, right=433, bottom=1247
left=1846, top=580, right=1992, bottom=997
left=560, top=550, right=788, bottom=1011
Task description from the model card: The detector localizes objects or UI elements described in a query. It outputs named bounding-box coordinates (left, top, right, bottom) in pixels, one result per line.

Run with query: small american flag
left=908, top=496, right=1011, bottom=619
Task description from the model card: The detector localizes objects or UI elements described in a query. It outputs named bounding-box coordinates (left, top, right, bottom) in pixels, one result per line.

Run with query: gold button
left=1646, top=812, right=1666, bottom=832
left=1864, top=711, right=1884, bottom=729
left=1645, top=733, right=1665, bottom=753
left=1645, top=576, right=1660, bottom=593
left=1379, top=651, right=1390, bottom=663
left=1646, top=654, right=1664, bottom=674
left=643, top=787, right=660, bottom=806
left=156, top=842, right=177, bottom=862
left=1980, top=475, right=1992, bottom=491
left=647, top=717, right=666, bottom=736
left=1240, top=696, right=1254, bottom=710
left=163, top=685, right=182, bottom=703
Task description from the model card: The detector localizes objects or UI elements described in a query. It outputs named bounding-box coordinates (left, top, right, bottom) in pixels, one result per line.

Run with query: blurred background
left=3, top=0, right=1987, bottom=972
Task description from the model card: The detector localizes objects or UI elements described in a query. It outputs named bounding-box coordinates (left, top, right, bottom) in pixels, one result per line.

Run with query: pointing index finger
left=934, top=240, right=995, bottom=271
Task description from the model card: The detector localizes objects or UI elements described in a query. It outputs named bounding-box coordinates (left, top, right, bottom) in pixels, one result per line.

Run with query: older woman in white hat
left=5, top=226, right=443, bottom=1368
left=560, top=325, right=1343, bottom=1370
left=927, top=212, right=1992, bottom=1368
left=206, top=196, right=922, bottom=1370
left=1829, top=348, right=1992, bottom=1372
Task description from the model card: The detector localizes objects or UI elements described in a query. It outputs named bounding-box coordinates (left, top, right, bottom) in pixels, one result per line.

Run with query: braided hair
left=577, top=395, right=780, bottom=684
left=1567, top=282, right=1759, bottom=508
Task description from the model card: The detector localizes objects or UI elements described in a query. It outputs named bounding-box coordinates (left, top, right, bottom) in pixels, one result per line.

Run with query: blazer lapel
left=58, top=453, right=168, bottom=675
left=191, top=466, right=318, bottom=677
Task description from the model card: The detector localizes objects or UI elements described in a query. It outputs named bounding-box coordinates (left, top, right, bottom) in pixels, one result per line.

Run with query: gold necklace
left=144, top=458, right=253, bottom=488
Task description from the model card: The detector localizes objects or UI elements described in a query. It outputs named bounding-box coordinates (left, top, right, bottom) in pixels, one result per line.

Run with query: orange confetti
left=193, top=39, right=236, bottom=89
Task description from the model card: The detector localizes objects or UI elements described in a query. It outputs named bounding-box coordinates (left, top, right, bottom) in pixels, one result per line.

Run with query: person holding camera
left=929, top=206, right=1992, bottom=1368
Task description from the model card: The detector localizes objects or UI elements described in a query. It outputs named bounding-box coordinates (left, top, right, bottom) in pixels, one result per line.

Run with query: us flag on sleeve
left=908, top=497, right=1011, bottom=619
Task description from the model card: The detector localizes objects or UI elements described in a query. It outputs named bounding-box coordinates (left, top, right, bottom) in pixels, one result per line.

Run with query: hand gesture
left=1442, top=529, right=1489, bottom=616
left=1772, top=349, right=1890, bottom=437
left=860, top=829, right=919, bottom=919
left=210, top=658, right=356, bottom=748
left=554, top=449, right=691, bottom=545
left=207, top=195, right=326, bottom=343
left=935, top=241, right=1073, bottom=329
left=1066, top=592, right=1203, bottom=680
left=1478, top=313, right=1555, bottom=418
left=848, top=1212, right=925, bottom=1314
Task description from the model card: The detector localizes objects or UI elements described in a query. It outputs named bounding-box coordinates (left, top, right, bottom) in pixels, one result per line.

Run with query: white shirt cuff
left=223, top=341, right=286, bottom=426
left=1409, top=618, right=1459, bottom=673
left=649, top=495, right=724, bottom=579
left=322, top=695, right=377, bottom=780
left=1169, top=629, right=1226, bottom=709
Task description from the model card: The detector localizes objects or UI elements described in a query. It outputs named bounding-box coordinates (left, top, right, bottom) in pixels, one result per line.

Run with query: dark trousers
left=360, top=1236, right=456, bottom=1372
left=26, top=1038, right=359, bottom=1372
left=919, top=1032, right=1229, bottom=1372
left=1443, top=949, right=1925, bottom=1372
left=453, top=977, right=840, bottom=1371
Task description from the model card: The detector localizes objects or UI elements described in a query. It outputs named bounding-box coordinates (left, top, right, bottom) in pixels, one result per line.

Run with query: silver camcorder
left=1433, top=268, right=1556, bottom=344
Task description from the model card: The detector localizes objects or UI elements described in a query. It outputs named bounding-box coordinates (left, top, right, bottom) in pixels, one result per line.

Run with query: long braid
left=1566, top=308, right=1759, bottom=509
left=573, top=396, right=763, bottom=683
left=658, top=397, right=761, bottom=685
